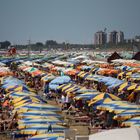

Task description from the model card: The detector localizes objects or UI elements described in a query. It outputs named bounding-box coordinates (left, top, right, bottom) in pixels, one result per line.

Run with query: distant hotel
left=94, top=30, right=124, bottom=45
left=109, top=31, right=124, bottom=44
left=94, top=31, right=107, bottom=45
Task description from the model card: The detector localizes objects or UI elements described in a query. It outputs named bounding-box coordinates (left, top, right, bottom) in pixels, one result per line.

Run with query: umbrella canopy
left=118, top=82, right=131, bottom=92
left=74, top=92, right=100, bottom=101
left=135, top=86, right=140, bottom=92
left=20, top=125, right=65, bottom=135
left=4, top=85, right=34, bottom=93
left=15, top=103, right=61, bottom=112
left=24, top=67, right=38, bottom=72
left=50, top=76, right=71, bottom=85
left=97, top=101, right=126, bottom=111
left=29, top=133, right=64, bottom=140
left=122, top=116, right=140, bottom=127
left=88, top=93, right=120, bottom=107
left=6, top=91, right=36, bottom=98
left=18, top=110, right=61, bottom=118
left=114, top=109, right=140, bottom=120
left=12, top=95, right=41, bottom=104
left=127, top=84, right=138, bottom=91
left=18, top=118, right=62, bottom=129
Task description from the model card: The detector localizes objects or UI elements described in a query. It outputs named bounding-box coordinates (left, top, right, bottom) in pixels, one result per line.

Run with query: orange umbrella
left=65, top=69, right=79, bottom=76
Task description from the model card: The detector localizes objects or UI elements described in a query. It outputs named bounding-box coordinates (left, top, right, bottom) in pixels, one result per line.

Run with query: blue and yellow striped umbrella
left=122, top=116, right=140, bottom=127
left=110, top=104, right=140, bottom=114
left=18, top=110, right=61, bottom=118
left=118, top=82, right=131, bottom=92
left=61, top=84, right=75, bottom=93
left=57, top=84, right=68, bottom=90
left=29, top=133, right=64, bottom=140
left=18, top=118, right=63, bottom=129
left=20, top=125, right=65, bottom=135
left=74, top=92, right=99, bottom=101
left=14, top=85, right=35, bottom=92
left=6, top=91, right=36, bottom=98
left=5, top=85, right=20, bottom=92
left=135, top=86, right=140, bottom=92
left=114, top=109, right=140, bottom=120
left=16, top=103, right=61, bottom=112
left=97, top=101, right=129, bottom=112
left=88, top=93, right=120, bottom=107
left=12, top=95, right=41, bottom=104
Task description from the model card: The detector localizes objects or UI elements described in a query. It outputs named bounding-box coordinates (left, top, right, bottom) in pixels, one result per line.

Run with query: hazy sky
left=0, top=0, right=140, bottom=44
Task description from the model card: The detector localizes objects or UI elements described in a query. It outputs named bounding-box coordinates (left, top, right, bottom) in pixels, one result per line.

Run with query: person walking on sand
left=48, top=123, right=53, bottom=132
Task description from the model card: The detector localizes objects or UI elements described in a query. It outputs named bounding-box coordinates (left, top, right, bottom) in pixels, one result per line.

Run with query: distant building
left=135, top=36, right=140, bottom=42
left=109, top=31, right=124, bottom=44
left=117, top=31, right=124, bottom=43
left=109, top=31, right=117, bottom=44
left=94, top=31, right=107, bottom=45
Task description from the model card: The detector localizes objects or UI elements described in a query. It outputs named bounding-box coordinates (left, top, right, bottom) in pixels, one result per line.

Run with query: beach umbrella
left=12, top=95, right=41, bottom=104
left=127, top=83, right=138, bottom=91
left=61, top=83, right=74, bottom=92
left=15, top=103, right=60, bottom=112
left=114, top=109, right=140, bottom=120
left=18, top=110, right=61, bottom=118
left=50, top=76, right=71, bottom=85
left=6, top=91, right=36, bottom=98
left=41, top=75, right=55, bottom=83
left=31, top=70, right=43, bottom=77
left=18, top=118, right=63, bottom=129
left=74, top=92, right=99, bottom=101
left=118, top=82, right=131, bottom=92
left=13, top=97, right=42, bottom=108
left=97, top=101, right=129, bottom=112
left=13, top=85, right=35, bottom=92
left=75, top=89, right=97, bottom=94
left=29, top=133, right=64, bottom=140
left=24, top=67, right=37, bottom=72
left=135, top=86, right=140, bottom=92
left=57, top=84, right=70, bottom=91
left=88, top=93, right=121, bottom=107
left=20, top=124, right=65, bottom=135
left=122, top=116, right=140, bottom=127
left=110, top=104, right=140, bottom=114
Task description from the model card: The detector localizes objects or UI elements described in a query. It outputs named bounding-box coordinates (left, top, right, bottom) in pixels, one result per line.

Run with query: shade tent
left=132, top=52, right=140, bottom=61
left=107, top=52, right=122, bottom=63
left=89, top=127, right=140, bottom=140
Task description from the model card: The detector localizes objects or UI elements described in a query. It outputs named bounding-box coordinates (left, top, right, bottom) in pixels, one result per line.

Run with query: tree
left=0, top=40, right=11, bottom=49
left=35, top=42, right=44, bottom=53
left=45, top=40, right=58, bottom=46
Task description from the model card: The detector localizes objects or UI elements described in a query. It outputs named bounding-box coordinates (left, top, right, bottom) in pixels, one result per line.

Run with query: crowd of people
left=0, top=58, right=140, bottom=138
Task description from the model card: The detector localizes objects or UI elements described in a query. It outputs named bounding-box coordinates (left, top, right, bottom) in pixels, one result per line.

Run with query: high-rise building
left=94, top=31, right=107, bottom=45
left=109, top=31, right=124, bottom=44
left=109, top=31, right=118, bottom=44
left=117, top=31, right=124, bottom=43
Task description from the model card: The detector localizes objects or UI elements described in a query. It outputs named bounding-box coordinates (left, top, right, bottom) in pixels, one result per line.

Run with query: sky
left=0, top=0, right=140, bottom=44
